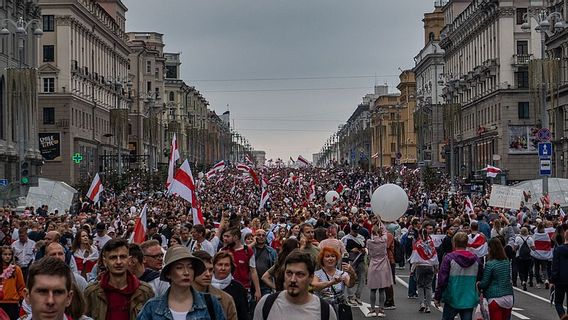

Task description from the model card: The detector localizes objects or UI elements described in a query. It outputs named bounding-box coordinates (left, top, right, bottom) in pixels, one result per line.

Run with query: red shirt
left=223, top=246, right=253, bottom=289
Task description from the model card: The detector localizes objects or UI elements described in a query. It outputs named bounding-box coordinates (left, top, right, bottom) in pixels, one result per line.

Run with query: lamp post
left=522, top=9, right=567, bottom=198
left=141, top=91, right=161, bottom=171
left=0, top=17, right=42, bottom=197
left=107, top=77, right=132, bottom=177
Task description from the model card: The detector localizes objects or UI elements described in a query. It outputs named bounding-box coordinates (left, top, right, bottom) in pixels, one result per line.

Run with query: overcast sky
left=122, top=0, right=435, bottom=162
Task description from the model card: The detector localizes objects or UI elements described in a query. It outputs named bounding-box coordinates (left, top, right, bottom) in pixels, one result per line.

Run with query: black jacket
left=552, top=244, right=568, bottom=285
left=223, top=280, right=250, bottom=320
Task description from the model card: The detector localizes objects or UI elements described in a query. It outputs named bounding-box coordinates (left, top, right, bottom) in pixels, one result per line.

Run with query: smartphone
left=342, top=253, right=350, bottom=264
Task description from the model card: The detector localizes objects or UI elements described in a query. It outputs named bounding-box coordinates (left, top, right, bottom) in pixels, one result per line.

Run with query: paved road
left=349, top=269, right=561, bottom=320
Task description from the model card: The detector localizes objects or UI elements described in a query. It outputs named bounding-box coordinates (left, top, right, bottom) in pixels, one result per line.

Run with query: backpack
left=518, top=237, right=532, bottom=260
left=262, top=292, right=330, bottom=320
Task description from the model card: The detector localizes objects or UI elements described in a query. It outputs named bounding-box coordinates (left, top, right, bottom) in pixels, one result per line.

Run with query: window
left=517, top=8, right=528, bottom=25
left=155, top=67, right=159, bottom=79
left=517, top=41, right=528, bottom=55
left=518, top=102, right=530, bottom=119
left=42, top=15, right=55, bottom=32
left=165, top=65, right=177, bottom=79
left=43, top=107, right=55, bottom=124
left=146, top=60, right=151, bottom=73
left=43, top=78, right=55, bottom=93
left=516, top=71, right=529, bottom=88
left=43, top=45, right=54, bottom=62
left=169, top=91, right=175, bottom=101
left=146, top=81, right=152, bottom=93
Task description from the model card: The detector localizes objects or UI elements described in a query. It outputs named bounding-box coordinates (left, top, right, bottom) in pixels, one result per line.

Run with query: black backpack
left=262, top=292, right=330, bottom=320
left=518, top=237, right=532, bottom=260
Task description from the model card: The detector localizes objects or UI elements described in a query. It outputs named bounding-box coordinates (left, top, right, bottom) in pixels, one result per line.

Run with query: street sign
left=538, top=142, right=553, bottom=158
left=537, top=128, right=552, bottom=142
left=0, top=179, right=7, bottom=187
left=540, top=159, right=552, bottom=176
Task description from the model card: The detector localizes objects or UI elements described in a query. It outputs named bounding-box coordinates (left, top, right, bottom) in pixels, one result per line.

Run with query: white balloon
left=325, top=190, right=340, bottom=205
left=289, top=173, right=294, bottom=177
left=198, top=172, right=204, bottom=179
left=371, top=184, right=409, bottom=222
left=351, top=206, right=358, bottom=214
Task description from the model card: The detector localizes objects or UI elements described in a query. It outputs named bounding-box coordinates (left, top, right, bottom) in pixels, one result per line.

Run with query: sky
left=122, top=0, right=435, bottom=162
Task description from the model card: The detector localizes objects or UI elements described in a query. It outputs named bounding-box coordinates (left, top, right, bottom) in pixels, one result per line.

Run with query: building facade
left=414, top=4, right=446, bottom=167
left=126, top=31, right=165, bottom=172
left=440, top=0, right=545, bottom=182
left=0, top=0, right=43, bottom=196
left=37, top=0, right=131, bottom=185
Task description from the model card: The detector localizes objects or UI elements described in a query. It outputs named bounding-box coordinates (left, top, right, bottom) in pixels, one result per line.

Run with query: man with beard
left=253, top=250, right=336, bottom=320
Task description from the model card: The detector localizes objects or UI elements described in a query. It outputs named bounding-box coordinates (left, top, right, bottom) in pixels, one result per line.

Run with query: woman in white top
left=71, top=229, right=99, bottom=279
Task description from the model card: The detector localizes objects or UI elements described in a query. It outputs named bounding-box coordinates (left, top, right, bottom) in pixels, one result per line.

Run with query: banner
left=488, top=185, right=524, bottom=209
left=39, top=133, right=61, bottom=161
left=508, top=125, right=539, bottom=154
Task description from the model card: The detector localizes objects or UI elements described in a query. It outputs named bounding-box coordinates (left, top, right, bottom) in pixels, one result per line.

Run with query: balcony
left=513, top=54, right=533, bottom=66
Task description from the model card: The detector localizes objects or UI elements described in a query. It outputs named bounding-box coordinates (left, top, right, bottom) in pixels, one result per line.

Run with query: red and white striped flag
left=532, top=231, right=553, bottom=260
left=191, top=193, right=205, bottom=225
left=206, top=160, right=225, bottom=179
left=131, top=204, right=148, bottom=244
left=308, top=178, right=316, bottom=202
left=86, top=173, right=103, bottom=203
left=245, top=154, right=254, bottom=166
left=410, top=238, right=438, bottom=265
left=371, top=152, right=379, bottom=159
left=259, top=177, right=270, bottom=209
left=465, top=196, right=474, bottom=215
left=483, top=165, right=501, bottom=178
left=168, top=160, right=196, bottom=203
left=336, top=182, right=345, bottom=195
left=467, top=233, right=488, bottom=257
left=166, top=133, right=181, bottom=190
left=297, top=155, right=310, bottom=166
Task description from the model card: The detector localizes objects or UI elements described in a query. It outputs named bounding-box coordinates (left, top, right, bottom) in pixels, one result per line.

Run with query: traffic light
left=20, top=162, right=29, bottom=184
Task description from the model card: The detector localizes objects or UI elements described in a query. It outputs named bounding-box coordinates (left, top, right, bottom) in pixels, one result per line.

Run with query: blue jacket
left=136, top=287, right=226, bottom=320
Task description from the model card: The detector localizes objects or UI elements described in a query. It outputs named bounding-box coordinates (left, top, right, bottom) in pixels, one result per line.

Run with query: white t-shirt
left=169, top=309, right=188, bottom=320
left=253, top=292, right=337, bottom=320
left=515, top=235, right=534, bottom=258
left=93, top=234, right=112, bottom=250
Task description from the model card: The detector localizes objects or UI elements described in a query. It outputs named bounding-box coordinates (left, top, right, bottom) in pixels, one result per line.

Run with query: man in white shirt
left=11, top=227, right=36, bottom=279
left=93, top=222, right=112, bottom=250
left=189, top=224, right=216, bottom=257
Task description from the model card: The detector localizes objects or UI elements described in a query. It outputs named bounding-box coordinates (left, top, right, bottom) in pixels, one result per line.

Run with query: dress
left=366, top=234, right=393, bottom=289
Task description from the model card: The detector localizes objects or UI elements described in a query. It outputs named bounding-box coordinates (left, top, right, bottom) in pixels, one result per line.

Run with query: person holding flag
left=409, top=225, right=438, bottom=313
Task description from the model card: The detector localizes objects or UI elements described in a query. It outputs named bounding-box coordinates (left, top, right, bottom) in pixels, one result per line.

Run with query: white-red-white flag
left=483, top=165, right=501, bottom=178
left=308, top=178, right=316, bottom=202
left=245, top=154, right=254, bottom=166
left=465, top=196, right=474, bottom=215
left=336, top=182, right=345, bottom=195
left=131, top=204, right=148, bottom=244
left=297, top=155, right=310, bottom=166
left=86, top=173, right=103, bottom=203
left=166, top=133, right=181, bottom=190
left=168, top=160, right=196, bottom=203
left=260, top=177, right=270, bottom=209
left=191, top=193, right=205, bottom=225
left=371, top=152, right=379, bottom=159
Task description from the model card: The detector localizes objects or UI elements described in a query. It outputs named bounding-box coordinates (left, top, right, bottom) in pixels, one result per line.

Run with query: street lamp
left=521, top=9, right=567, bottom=197
left=0, top=16, right=42, bottom=196
left=108, top=77, right=132, bottom=177
left=141, top=91, right=161, bottom=171
left=438, top=73, right=458, bottom=194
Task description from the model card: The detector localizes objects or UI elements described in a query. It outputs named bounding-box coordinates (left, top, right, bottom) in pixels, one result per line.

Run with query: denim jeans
left=441, top=304, right=473, bottom=320
left=408, top=267, right=418, bottom=297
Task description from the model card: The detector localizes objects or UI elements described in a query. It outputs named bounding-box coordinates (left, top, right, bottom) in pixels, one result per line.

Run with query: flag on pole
left=483, top=165, right=501, bottom=178
left=131, top=204, right=148, bottom=244
left=465, top=196, right=474, bottom=215
left=297, top=155, right=310, bottom=166
left=191, top=193, right=205, bottom=225
left=336, top=182, right=345, bottom=195
left=260, top=177, right=270, bottom=209
left=86, top=173, right=103, bottom=203
left=166, top=133, right=180, bottom=190
left=308, top=178, right=316, bottom=202
left=168, top=160, right=196, bottom=203
left=245, top=154, right=254, bottom=166
left=206, top=160, right=225, bottom=179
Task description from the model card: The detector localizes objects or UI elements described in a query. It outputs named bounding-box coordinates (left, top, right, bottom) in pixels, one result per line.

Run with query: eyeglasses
left=144, top=253, right=164, bottom=259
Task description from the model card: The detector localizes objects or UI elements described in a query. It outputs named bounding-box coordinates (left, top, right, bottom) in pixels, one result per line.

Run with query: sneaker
left=383, top=305, right=396, bottom=310
left=408, top=295, right=418, bottom=299
left=522, top=282, right=527, bottom=291
left=419, top=304, right=426, bottom=312
left=377, top=308, right=386, bottom=318
left=365, top=310, right=377, bottom=318
left=355, top=297, right=363, bottom=306
left=424, top=307, right=431, bottom=313
left=347, top=298, right=358, bottom=307
left=536, top=283, right=542, bottom=289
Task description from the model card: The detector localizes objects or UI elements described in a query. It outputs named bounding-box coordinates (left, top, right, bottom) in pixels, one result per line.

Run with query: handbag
left=323, top=270, right=353, bottom=320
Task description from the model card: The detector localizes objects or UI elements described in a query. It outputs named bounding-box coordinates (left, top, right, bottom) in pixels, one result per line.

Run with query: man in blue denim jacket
left=137, top=246, right=225, bottom=320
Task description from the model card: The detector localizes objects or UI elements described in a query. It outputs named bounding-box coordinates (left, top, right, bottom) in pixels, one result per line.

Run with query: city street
left=350, top=269, right=560, bottom=320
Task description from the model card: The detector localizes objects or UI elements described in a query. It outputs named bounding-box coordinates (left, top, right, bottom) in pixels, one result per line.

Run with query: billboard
left=39, top=133, right=62, bottom=161
left=508, top=126, right=539, bottom=154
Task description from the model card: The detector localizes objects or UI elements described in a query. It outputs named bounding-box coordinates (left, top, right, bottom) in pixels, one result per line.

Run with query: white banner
left=489, top=185, right=524, bottom=209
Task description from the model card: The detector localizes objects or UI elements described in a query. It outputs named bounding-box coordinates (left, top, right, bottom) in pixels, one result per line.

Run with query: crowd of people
left=0, top=163, right=567, bottom=320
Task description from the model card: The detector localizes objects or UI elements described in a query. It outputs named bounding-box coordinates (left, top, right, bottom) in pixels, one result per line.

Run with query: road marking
left=512, top=286, right=567, bottom=311
left=395, top=276, right=531, bottom=319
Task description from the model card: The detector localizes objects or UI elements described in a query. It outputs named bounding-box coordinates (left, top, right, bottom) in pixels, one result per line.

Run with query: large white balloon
left=371, top=184, right=409, bottom=222
left=198, top=172, right=204, bottom=179
left=325, top=190, right=340, bottom=205
left=351, top=206, right=358, bottom=214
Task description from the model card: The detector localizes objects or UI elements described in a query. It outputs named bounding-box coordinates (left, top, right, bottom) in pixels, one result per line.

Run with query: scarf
left=211, top=274, right=233, bottom=290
